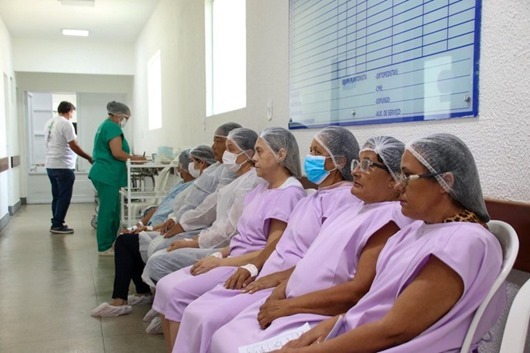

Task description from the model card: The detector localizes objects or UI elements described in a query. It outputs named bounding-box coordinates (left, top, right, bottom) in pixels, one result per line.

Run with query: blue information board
left=288, top=0, right=482, bottom=129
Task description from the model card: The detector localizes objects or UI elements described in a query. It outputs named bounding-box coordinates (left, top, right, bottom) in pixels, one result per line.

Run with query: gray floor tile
left=103, top=333, right=164, bottom=353
left=1, top=336, right=105, bottom=353
left=0, top=204, right=164, bottom=352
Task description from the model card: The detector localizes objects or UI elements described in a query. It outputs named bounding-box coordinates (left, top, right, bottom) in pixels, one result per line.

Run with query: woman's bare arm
left=257, top=221, right=399, bottom=328
left=109, top=136, right=145, bottom=161
left=278, top=255, right=464, bottom=353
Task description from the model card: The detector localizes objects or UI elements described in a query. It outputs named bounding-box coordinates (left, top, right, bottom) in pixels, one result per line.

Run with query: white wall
left=133, top=0, right=209, bottom=155
left=13, top=38, right=135, bottom=75
left=0, top=16, right=19, bottom=221
left=133, top=0, right=530, bottom=203
left=15, top=72, right=133, bottom=93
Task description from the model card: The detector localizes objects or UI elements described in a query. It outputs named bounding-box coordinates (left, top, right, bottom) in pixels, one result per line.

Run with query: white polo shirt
left=44, top=115, right=77, bottom=169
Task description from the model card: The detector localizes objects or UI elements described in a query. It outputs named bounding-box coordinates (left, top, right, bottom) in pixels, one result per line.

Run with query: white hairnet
left=190, top=145, right=217, bottom=165
left=314, top=126, right=359, bottom=181
left=198, top=169, right=265, bottom=249
left=106, top=101, right=131, bottom=116
left=260, top=127, right=301, bottom=178
left=177, top=149, right=191, bottom=171
left=406, top=133, right=489, bottom=222
left=227, top=128, right=258, bottom=159
left=215, top=122, right=243, bottom=137
left=362, top=136, right=405, bottom=181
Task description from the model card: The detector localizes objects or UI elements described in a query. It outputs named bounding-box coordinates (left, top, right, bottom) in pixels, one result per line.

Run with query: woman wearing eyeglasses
left=207, top=136, right=417, bottom=353
left=89, top=101, right=146, bottom=255
left=271, top=133, right=503, bottom=353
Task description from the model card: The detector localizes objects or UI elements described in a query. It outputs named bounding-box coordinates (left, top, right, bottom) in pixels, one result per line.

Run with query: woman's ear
left=276, top=148, right=287, bottom=163
left=440, top=172, right=455, bottom=193
left=388, top=176, right=397, bottom=189
left=198, top=160, right=207, bottom=171
left=334, top=155, right=346, bottom=170
left=244, top=150, right=254, bottom=160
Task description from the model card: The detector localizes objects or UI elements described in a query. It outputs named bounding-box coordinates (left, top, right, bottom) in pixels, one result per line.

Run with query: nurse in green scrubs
left=89, top=101, right=146, bottom=256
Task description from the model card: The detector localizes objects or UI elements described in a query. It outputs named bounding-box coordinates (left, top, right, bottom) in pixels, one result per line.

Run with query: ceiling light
left=58, top=0, right=95, bottom=7
left=62, top=29, right=90, bottom=37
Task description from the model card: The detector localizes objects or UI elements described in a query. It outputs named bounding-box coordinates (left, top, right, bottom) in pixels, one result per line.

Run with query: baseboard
left=20, top=198, right=27, bottom=205
left=0, top=212, right=9, bottom=232
left=8, top=199, right=22, bottom=216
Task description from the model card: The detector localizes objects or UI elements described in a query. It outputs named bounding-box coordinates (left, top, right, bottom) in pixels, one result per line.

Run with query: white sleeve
left=197, top=198, right=242, bottom=249
left=197, top=184, right=250, bottom=249
left=178, top=190, right=218, bottom=231
left=62, top=120, right=77, bottom=143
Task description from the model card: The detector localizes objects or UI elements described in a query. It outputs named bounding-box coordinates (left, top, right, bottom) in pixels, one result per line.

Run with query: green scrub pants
left=92, top=180, right=121, bottom=252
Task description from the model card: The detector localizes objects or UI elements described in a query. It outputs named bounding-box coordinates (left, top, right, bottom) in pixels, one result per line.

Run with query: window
left=148, top=50, right=162, bottom=130
left=206, top=0, right=246, bottom=116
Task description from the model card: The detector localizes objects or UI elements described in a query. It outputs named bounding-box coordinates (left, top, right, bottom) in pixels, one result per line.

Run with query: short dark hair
left=215, top=122, right=242, bottom=137
left=57, top=101, right=75, bottom=114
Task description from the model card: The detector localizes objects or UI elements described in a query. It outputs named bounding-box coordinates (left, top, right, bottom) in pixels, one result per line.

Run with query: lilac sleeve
left=261, top=186, right=305, bottom=223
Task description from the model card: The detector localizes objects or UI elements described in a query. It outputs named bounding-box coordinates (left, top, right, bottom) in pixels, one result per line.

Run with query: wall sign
left=288, top=0, right=481, bottom=129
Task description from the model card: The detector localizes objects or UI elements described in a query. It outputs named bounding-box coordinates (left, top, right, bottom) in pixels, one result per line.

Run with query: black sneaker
left=50, top=225, right=74, bottom=234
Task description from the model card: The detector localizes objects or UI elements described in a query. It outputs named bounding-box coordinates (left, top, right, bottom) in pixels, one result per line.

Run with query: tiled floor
left=0, top=204, right=164, bottom=353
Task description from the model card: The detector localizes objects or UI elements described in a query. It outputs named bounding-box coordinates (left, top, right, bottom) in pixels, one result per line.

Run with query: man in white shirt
left=45, top=101, right=92, bottom=234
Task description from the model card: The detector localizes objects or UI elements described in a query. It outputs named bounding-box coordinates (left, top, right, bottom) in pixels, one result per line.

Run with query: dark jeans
left=47, top=168, right=75, bottom=228
left=113, top=234, right=151, bottom=300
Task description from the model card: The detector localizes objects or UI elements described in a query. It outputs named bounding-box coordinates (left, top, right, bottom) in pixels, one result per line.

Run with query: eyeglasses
left=396, top=172, right=442, bottom=187
left=110, top=113, right=129, bottom=119
left=351, top=159, right=388, bottom=173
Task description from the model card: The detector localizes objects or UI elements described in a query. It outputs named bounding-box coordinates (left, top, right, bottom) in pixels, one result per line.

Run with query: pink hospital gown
left=337, top=221, right=504, bottom=353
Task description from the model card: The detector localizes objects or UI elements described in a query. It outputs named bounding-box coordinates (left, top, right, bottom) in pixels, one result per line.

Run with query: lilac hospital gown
left=333, top=221, right=504, bottom=353
left=173, top=182, right=362, bottom=353
left=152, top=178, right=305, bottom=324
left=210, top=201, right=415, bottom=353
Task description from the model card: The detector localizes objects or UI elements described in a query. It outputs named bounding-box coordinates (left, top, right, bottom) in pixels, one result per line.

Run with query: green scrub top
left=89, top=118, right=130, bottom=187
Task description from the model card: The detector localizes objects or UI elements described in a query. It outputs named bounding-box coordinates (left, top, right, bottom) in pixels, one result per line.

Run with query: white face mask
left=120, top=117, right=128, bottom=129
left=188, top=161, right=201, bottom=179
left=222, top=150, right=246, bottom=173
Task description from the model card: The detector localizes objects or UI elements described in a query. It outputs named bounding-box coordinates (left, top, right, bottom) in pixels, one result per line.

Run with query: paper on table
left=238, top=323, right=311, bottom=353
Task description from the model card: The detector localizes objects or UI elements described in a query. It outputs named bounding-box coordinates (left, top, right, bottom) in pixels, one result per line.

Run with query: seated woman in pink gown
left=267, top=133, right=504, bottom=353
left=183, top=136, right=417, bottom=353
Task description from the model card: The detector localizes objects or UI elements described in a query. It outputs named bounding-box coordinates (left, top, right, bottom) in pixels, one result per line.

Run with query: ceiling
left=0, top=0, right=160, bottom=43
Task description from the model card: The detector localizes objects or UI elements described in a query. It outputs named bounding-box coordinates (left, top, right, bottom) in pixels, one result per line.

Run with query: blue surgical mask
left=304, top=155, right=331, bottom=185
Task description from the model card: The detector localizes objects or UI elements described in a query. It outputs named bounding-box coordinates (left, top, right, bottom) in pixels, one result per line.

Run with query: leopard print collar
left=443, top=209, right=488, bottom=229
